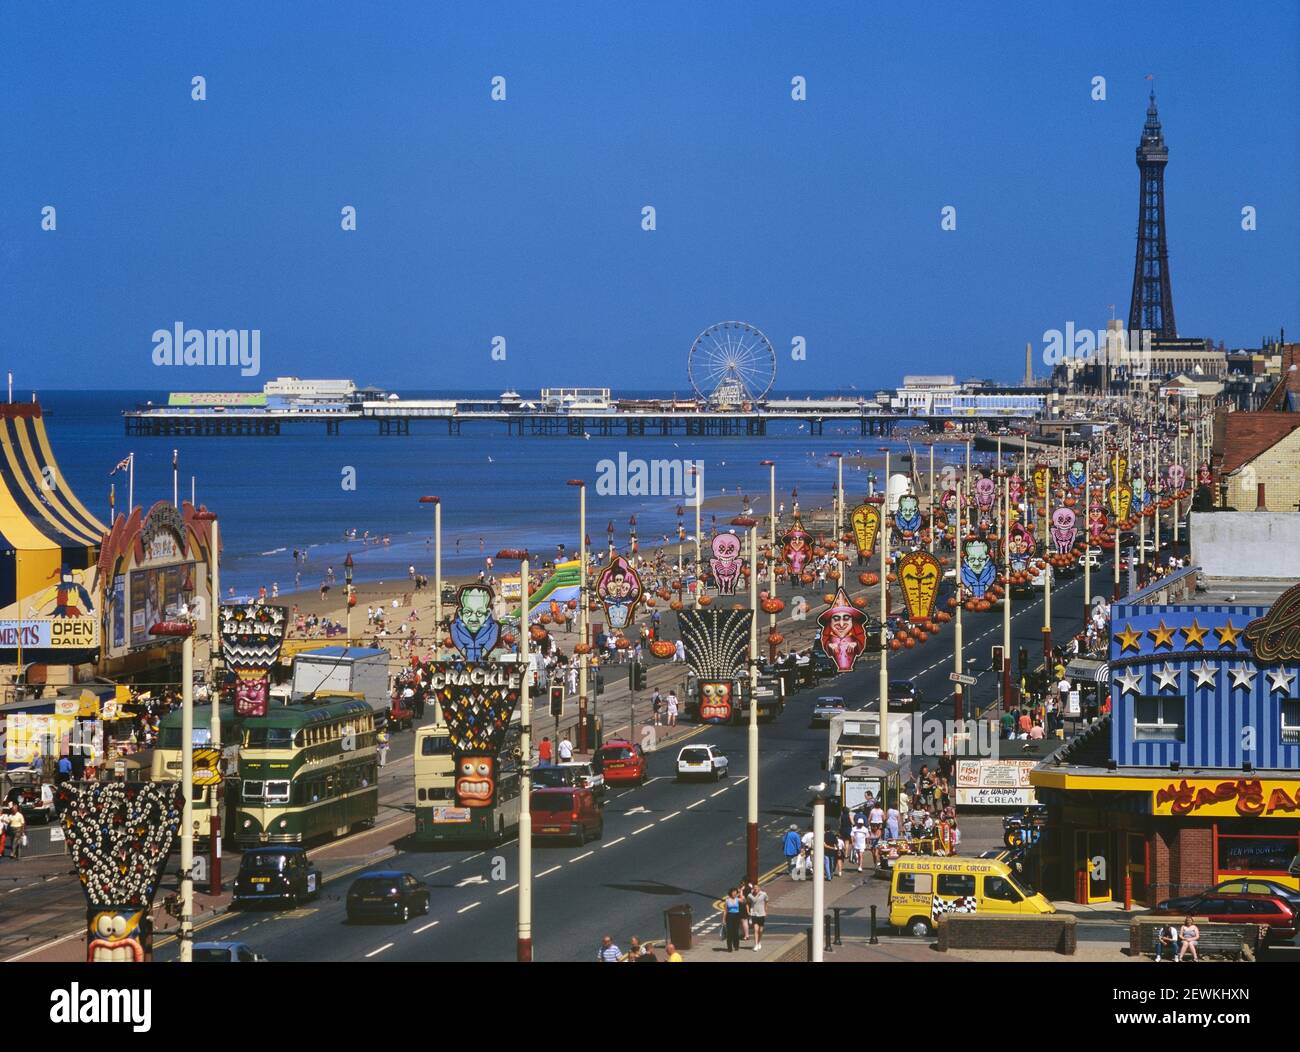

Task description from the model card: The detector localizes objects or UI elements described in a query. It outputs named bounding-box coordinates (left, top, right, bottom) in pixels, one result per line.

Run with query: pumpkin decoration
left=767, top=631, right=785, bottom=646
left=574, top=642, right=592, bottom=655
left=761, top=597, right=785, bottom=614
left=650, top=639, right=675, bottom=659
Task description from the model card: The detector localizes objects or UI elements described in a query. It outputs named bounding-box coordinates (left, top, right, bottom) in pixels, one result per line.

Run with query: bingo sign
left=955, top=759, right=1038, bottom=807
left=219, top=604, right=288, bottom=718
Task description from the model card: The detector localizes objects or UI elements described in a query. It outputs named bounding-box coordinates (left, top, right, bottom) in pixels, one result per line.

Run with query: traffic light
left=630, top=660, right=647, bottom=691
left=549, top=684, right=565, bottom=718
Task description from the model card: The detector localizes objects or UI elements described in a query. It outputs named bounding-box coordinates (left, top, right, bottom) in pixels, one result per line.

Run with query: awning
left=1065, top=657, right=1109, bottom=684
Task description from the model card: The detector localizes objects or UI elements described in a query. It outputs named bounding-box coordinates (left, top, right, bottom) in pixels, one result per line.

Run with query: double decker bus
left=150, top=704, right=245, bottom=843
left=234, top=693, right=379, bottom=847
left=413, top=715, right=521, bottom=847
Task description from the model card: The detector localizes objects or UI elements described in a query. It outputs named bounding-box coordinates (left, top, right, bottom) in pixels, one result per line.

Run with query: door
left=1126, top=833, right=1148, bottom=905
left=1074, top=830, right=1111, bottom=903
left=981, top=873, right=1026, bottom=915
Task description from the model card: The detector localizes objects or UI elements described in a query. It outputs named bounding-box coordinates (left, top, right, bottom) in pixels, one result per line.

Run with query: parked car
left=192, top=941, right=266, bottom=962
left=888, top=681, right=920, bottom=711
left=556, top=760, right=605, bottom=801
left=1204, top=878, right=1300, bottom=909
left=593, top=739, right=646, bottom=786
left=232, top=847, right=322, bottom=909
left=4, top=777, right=56, bottom=824
left=345, top=870, right=430, bottom=923
left=676, top=744, right=728, bottom=781
left=811, top=696, right=847, bottom=727
left=530, top=787, right=603, bottom=844
left=1151, top=894, right=1297, bottom=943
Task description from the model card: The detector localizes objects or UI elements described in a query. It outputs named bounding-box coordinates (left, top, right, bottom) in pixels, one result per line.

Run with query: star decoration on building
left=1147, top=620, right=1176, bottom=649
left=1180, top=619, right=1209, bottom=649
left=1190, top=662, right=1218, bottom=689
left=1267, top=668, right=1297, bottom=694
left=1215, top=619, right=1242, bottom=648
left=1228, top=664, right=1257, bottom=691
left=1154, top=663, right=1181, bottom=691
left=1116, top=668, right=1143, bottom=695
left=1114, top=623, right=1142, bottom=654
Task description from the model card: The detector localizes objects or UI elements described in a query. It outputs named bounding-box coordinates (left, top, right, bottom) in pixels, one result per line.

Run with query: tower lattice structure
left=1127, top=92, right=1177, bottom=338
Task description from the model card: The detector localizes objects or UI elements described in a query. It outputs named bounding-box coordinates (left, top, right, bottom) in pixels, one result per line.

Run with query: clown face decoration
left=710, top=532, right=744, bottom=595
left=698, top=680, right=735, bottom=723
left=897, top=550, right=941, bottom=621
left=597, top=556, right=642, bottom=630
left=781, top=518, right=812, bottom=575
left=960, top=539, right=996, bottom=600
left=87, top=908, right=148, bottom=963
left=455, top=755, right=497, bottom=807
left=817, top=587, right=868, bottom=672
left=234, top=669, right=269, bottom=718
left=1007, top=523, right=1032, bottom=573
left=894, top=494, right=922, bottom=535
left=1008, top=475, right=1025, bottom=506
left=974, top=477, right=996, bottom=515
left=1167, top=463, right=1186, bottom=491
left=850, top=503, right=881, bottom=560
left=1050, top=507, right=1077, bottom=554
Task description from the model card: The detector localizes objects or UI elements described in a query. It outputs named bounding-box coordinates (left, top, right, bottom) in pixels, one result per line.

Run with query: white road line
left=643, top=776, right=665, bottom=784
left=537, top=865, right=562, bottom=877
left=414, top=920, right=440, bottom=933
left=365, top=943, right=394, bottom=958
left=631, top=823, right=655, bottom=835
left=497, top=883, right=519, bottom=896
left=424, top=865, right=451, bottom=877
left=602, top=837, right=626, bottom=848
left=710, top=787, right=729, bottom=797
left=733, top=776, right=748, bottom=784
left=457, top=901, right=481, bottom=914
left=464, top=852, right=484, bottom=862
left=659, top=811, right=680, bottom=822
left=687, top=799, right=706, bottom=809
left=569, top=850, right=594, bottom=862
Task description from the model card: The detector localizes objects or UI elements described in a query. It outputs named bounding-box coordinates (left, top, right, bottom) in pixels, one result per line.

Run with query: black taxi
left=232, top=846, right=322, bottom=908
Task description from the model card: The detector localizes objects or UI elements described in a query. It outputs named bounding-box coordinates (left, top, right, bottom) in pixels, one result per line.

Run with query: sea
left=35, top=390, right=993, bottom=595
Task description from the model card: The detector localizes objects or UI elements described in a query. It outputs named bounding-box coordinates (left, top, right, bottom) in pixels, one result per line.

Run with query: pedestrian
left=557, top=735, right=574, bottom=763
left=622, top=936, right=643, bottom=961
left=666, top=691, right=678, bottom=727
left=377, top=727, right=391, bottom=767
left=651, top=689, right=663, bottom=727
left=721, top=888, right=743, bottom=951
left=851, top=819, right=869, bottom=872
left=7, top=804, right=25, bottom=859
left=1177, top=917, right=1200, bottom=961
left=747, top=882, right=768, bottom=951
left=782, top=824, right=802, bottom=879
left=596, top=935, right=621, bottom=962
left=538, top=737, right=553, bottom=766
left=664, top=942, right=683, bottom=962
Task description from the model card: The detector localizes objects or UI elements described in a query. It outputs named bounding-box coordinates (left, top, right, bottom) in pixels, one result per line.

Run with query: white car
left=676, top=744, right=729, bottom=781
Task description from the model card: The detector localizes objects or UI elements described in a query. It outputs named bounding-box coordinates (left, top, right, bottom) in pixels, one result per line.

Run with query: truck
left=290, top=647, right=390, bottom=716
left=826, top=710, right=907, bottom=805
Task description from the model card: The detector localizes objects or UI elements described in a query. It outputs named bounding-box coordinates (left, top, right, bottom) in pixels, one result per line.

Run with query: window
left=421, top=735, right=452, bottom=756
left=896, top=872, right=933, bottom=896
left=241, top=781, right=264, bottom=802
left=1218, top=834, right=1299, bottom=873
left=937, top=874, right=976, bottom=897
left=245, top=727, right=294, bottom=749
left=1282, top=700, right=1300, bottom=745
left=1134, top=695, right=1185, bottom=741
left=264, top=780, right=291, bottom=804
left=984, top=876, right=1022, bottom=903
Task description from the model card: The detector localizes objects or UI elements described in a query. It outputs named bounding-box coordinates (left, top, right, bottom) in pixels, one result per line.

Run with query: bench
left=1129, top=920, right=1260, bottom=962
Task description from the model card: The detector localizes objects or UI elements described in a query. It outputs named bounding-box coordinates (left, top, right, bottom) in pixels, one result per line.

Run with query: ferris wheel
left=688, top=321, right=776, bottom=405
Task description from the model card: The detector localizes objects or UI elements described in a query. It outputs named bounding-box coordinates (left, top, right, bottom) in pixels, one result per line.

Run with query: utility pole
left=878, top=447, right=890, bottom=754
left=151, top=618, right=195, bottom=961
left=193, top=509, right=221, bottom=894
left=732, top=515, right=760, bottom=886
left=953, top=462, right=964, bottom=724
left=567, top=481, right=589, bottom=751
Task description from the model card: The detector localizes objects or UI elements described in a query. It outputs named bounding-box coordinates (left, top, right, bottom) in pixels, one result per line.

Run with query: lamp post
left=192, top=509, right=221, bottom=893
left=811, top=784, right=826, bottom=963
left=1001, top=470, right=1012, bottom=710
left=419, top=497, right=442, bottom=658
left=344, top=553, right=354, bottom=643
left=877, top=447, right=890, bottom=753
left=692, top=464, right=703, bottom=605
left=1042, top=467, right=1053, bottom=661
left=151, top=617, right=195, bottom=962
left=498, top=548, right=533, bottom=962
left=730, top=515, right=760, bottom=884
left=567, top=480, right=590, bottom=752
left=928, top=444, right=936, bottom=554
left=1083, top=454, right=1092, bottom=615
left=760, top=460, right=777, bottom=657
left=829, top=452, right=844, bottom=563
left=953, top=464, right=965, bottom=723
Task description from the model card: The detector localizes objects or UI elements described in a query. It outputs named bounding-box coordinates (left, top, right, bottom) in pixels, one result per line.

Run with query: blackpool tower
left=1127, top=92, right=1177, bottom=337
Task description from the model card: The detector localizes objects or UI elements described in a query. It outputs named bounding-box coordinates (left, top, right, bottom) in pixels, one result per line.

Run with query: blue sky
left=2, top=0, right=1296, bottom=393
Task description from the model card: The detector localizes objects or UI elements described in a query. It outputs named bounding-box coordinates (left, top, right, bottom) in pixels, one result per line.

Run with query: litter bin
left=664, top=904, right=693, bottom=951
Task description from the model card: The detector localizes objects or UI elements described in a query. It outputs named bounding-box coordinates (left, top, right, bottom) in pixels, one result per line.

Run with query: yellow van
left=888, top=856, right=1054, bottom=937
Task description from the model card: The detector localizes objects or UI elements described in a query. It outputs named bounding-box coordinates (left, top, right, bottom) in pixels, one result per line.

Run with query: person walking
left=851, top=818, right=869, bottom=872
left=721, top=889, right=743, bottom=951
left=747, top=882, right=768, bottom=951
left=6, top=805, right=25, bottom=859
left=596, top=935, right=621, bottom=962
left=538, top=737, right=553, bottom=766
left=782, top=824, right=803, bottom=879
left=557, top=735, right=574, bottom=763
left=651, top=689, right=663, bottom=727
left=666, top=691, right=678, bottom=727
left=377, top=727, right=391, bottom=767
left=664, top=943, right=683, bottom=962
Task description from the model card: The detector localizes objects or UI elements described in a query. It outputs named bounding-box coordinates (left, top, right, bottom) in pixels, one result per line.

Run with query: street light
left=419, top=497, right=442, bottom=658
left=150, top=617, right=195, bottom=962
left=732, top=514, right=760, bottom=886
left=191, top=509, right=221, bottom=893
left=809, top=782, right=827, bottom=963
left=760, top=460, right=777, bottom=660
left=497, top=548, right=533, bottom=962
left=343, top=553, right=355, bottom=643
left=566, top=480, right=591, bottom=752
left=878, top=447, right=890, bottom=753
left=829, top=452, right=844, bottom=563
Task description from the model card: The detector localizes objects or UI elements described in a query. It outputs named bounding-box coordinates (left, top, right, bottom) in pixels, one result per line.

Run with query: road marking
left=687, top=799, right=706, bottom=809
left=457, top=901, right=480, bottom=914
left=537, top=865, right=561, bottom=878
left=733, top=776, right=748, bottom=784
left=625, top=806, right=649, bottom=816
left=455, top=875, right=488, bottom=887
left=631, top=823, right=655, bottom=835
left=365, top=943, right=394, bottom=958
left=659, top=811, right=680, bottom=822
left=710, top=787, right=729, bottom=797
left=414, top=920, right=440, bottom=933
left=424, top=865, right=451, bottom=877
left=643, top=776, right=665, bottom=785
left=464, top=852, right=484, bottom=862
left=602, top=837, right=626, bottom=848
left=497, top=883, right=519, bottom=896
left=569, top=851, right=594, bottom=862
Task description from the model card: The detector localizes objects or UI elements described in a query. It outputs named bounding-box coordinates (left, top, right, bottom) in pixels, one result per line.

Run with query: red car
left=1153, top=893, right=1297, bottom=943
left=530, top=788, right=603, bottom=845
left=594, top=740, right=647, bottom=786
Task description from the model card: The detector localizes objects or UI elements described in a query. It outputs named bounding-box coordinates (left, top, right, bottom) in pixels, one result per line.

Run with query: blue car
left=346, top=870, right=431, bottom=923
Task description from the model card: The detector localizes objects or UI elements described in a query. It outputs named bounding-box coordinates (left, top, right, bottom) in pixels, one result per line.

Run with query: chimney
left=1256, top=483, right=1267, bottom=511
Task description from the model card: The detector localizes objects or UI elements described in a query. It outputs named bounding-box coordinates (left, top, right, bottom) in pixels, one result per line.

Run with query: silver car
left=811, top=696, right=847, bottom=726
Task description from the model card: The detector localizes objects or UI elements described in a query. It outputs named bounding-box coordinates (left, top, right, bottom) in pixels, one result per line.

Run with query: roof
left=1259, top=344, right=1300, bottom=412
left=354, top=869, right=406, bottom=879
left=295, top=646, right=387, bottom=659
left=244, top=845, right=306, bottom=855
left=1215, top=410, right=1300, bottom=475
left=245, top=698, right=372, bottom=726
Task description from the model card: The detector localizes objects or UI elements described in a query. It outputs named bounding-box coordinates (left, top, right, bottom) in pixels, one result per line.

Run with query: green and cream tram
left=150, top=704, right=245, bottom=843
left=235, top=694, right=379, bottom=847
